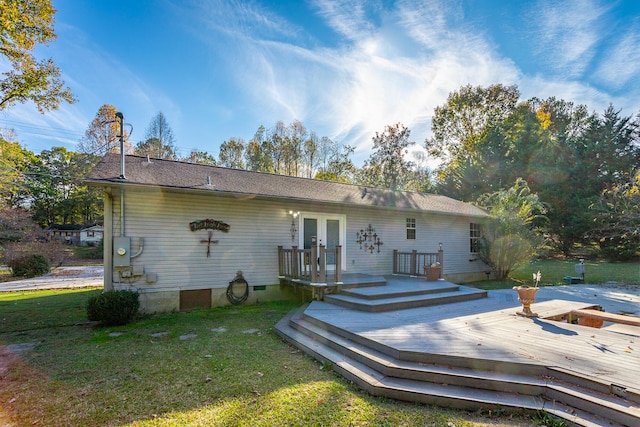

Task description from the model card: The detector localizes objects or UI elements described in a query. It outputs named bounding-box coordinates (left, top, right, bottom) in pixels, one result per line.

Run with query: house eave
left=85, top=178, right=489, bottom=219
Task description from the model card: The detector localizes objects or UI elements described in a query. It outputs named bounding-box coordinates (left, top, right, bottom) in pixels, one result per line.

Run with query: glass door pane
left=303, top=218, right=317, bottom=250
left=325, top=219, right=340, bottom=265
left=300, top=213, right=345, bottom=272
left=303, top=218, right=317, bottom=267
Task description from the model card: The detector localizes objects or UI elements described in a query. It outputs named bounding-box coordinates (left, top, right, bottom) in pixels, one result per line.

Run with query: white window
left=470, top=223, right=480, bottom=253
left=406, top=218, right=416, bottom=240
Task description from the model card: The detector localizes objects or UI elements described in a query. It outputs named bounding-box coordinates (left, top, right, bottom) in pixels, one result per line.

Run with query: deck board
left=303, top=284, right=640, bottom=390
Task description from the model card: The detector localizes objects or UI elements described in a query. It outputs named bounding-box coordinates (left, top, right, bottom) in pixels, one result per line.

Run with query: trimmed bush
left=87, top=290, right=140, bottom=326
left=8, top=254, right=50, bottom=278
left=599, top=237, right=640, bottom=262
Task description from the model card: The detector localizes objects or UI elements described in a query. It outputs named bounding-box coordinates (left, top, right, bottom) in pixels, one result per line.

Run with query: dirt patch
left=0, top=345, right=50, bottom=426
left=48, top=267, right=101, bottom=277
left=59, top=257, right=103, bottom=266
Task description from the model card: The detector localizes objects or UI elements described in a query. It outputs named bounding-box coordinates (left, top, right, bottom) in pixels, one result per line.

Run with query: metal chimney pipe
left=115, top=112, right=125, bottom=179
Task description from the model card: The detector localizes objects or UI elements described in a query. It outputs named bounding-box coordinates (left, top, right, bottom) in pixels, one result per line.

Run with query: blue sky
left=1, top=0, right=639, bottom=166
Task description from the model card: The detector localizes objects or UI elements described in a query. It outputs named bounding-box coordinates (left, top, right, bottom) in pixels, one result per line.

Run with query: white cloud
left=518, top=75, right=620, bottom=115
left=530, top=0, right=609, bottom=78
left=594, top=24, right=640, bottom=90
left=311, top=0, right=381, bottom=42
left=188, top=0, right=523, bottom=165
left=182, top=0, right=304, bottom=43
left=6, top=0, right=640, bottom=168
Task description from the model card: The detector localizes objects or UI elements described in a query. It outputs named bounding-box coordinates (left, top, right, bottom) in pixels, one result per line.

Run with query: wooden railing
left=393, top=249, right=443, bottom=277
left=278, top=245, right=342, bottom=284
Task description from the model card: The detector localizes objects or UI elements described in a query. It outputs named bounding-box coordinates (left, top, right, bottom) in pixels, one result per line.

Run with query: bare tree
left=360, top=123, right=415, bottom=191
left=135, top=111, right=178, bottom=160
left=78, top=104, right=132, bottom=155
left=302, top=131, right=318, bottom=178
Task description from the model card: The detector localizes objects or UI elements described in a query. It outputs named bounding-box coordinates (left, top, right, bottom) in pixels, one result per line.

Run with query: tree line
left=0, top=0, right=638, bottom=266
left=2, top=86, right=639, bottom=263
left=427, top=84, right=640, bottom=261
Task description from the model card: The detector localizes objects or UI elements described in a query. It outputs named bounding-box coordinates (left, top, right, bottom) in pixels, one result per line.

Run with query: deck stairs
left=325, top=276, right=487, bottom=312
left=275, top=276, right=639, bottom=427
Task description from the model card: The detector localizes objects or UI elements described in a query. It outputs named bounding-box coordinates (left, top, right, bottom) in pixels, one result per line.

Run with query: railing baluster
left=318, top=244, right=326, bottom=284
left=310, top=245, right=318, bottom=283
left=411, top=250, right=417, bottom=275
left=291, top=246, right=298, bottom=279
left=335, top=245, right=342, bottom=283
left=392, top=249, right=443, bottom=277
left=280, top=247, right=442, bottom=282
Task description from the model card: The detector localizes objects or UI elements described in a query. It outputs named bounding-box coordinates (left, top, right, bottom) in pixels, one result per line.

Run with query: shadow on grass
left=0, top=288, right=102, bottom=336
left=1, top=295, right=535, bottom=427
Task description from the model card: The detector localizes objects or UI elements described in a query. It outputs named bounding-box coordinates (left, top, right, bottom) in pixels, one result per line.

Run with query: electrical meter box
left=113, top=236, right=131, bottom=267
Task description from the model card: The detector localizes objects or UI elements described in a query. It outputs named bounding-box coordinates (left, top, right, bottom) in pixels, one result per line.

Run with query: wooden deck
left=276, top=279, right=640, bottom=426
left=305, top=298, right=636, bottom=381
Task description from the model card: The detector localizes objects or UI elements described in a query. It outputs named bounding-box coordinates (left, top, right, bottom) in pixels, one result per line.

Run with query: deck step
left=338, top=274, right=387, bottom=289
left=325, top=287, right=488, bottom=312
left=275, top=309, right=540, bottom=410
left=290, top=309, right=547, bottom=395
left=275, top=307, right=631, bottom=427
left=338, top=281, right=460, bottom=300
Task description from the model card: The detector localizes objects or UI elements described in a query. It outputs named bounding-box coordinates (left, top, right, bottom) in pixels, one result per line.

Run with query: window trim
left=470, top=222, right=480, bottom=253
left=406, top=218, right=416, bottom=240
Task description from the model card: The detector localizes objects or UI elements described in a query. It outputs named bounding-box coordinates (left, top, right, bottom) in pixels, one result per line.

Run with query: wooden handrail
left=393, top=249, right=444, bottom=277
left=278, top=245, right=342, bottom=284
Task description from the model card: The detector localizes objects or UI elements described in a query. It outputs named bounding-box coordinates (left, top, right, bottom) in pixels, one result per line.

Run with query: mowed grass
left=468, top=259, right=640, bottom=290
left=0, top=289, right=538, bottom=427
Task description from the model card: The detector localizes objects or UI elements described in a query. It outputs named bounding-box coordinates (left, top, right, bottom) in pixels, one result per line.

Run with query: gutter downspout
left=120, top=187, right=125, bottom=237
left=103, top=188, right=113, bottom=291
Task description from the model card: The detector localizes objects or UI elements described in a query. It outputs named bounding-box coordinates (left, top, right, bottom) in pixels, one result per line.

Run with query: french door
left=300, top=213, right=346, bottom=271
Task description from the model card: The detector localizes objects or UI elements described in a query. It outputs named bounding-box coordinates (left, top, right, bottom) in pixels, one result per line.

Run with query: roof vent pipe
left=207, top=176, right=211, bottom=186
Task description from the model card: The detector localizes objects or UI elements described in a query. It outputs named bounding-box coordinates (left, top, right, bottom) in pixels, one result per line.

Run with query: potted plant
left=513, top=271, right=541, bottom=317
left=425, top=262, right=441, bottom=281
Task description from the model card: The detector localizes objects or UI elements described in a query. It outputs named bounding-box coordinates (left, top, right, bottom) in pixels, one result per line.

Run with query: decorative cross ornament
left=200, top=231, right=219, bottom=258
left=189, top=218, right=230, bottom=258
left=356, top=224, right=384, bottom=253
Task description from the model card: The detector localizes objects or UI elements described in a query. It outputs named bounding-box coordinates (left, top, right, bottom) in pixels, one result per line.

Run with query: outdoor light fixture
left=289, top=211, right=299, bottom=241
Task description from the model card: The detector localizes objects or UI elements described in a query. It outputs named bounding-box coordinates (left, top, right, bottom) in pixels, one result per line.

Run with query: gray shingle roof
left=86, top=154, right=488, bottom=218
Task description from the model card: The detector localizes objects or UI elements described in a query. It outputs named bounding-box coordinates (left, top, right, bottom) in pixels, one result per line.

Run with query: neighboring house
left=47, top=224, right=83, bottom=245
left=86, top=154, right=490, bottom=313
left=80, top=225, right=104, bottom=247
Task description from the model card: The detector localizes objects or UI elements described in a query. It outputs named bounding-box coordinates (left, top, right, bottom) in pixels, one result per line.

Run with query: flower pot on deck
left=513, top=286, right=539, bottom=318
left=425, top=266, right=441, bottom=281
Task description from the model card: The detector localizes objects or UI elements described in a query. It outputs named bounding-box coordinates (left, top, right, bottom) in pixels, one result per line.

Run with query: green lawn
left=0, top=288, right=541, bottom=427
left=468, top=259, right=640, bottom=290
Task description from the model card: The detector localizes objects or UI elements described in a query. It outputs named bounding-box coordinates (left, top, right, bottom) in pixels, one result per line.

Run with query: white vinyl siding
left=112, top=189, right=299, bottom=291
left=108, top=186, right=488, bottom=293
